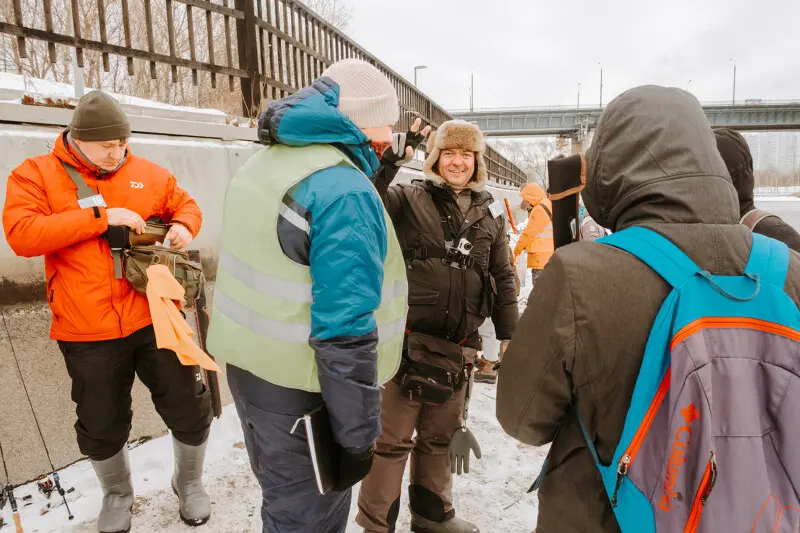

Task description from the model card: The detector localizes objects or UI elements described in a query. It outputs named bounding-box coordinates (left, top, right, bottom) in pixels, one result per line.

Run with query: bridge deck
left=453, top=102, right=800, bottom=136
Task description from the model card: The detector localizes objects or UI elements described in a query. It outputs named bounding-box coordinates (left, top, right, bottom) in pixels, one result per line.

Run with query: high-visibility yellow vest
left=206, top=144, right=407, bottom=392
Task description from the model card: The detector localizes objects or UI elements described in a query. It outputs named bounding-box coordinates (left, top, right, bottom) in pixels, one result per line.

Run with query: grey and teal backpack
left=573, top=226, right=799, bottom=532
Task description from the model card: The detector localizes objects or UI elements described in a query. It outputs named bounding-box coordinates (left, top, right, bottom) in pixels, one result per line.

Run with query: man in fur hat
left=358, top=120, right=519, bottom=533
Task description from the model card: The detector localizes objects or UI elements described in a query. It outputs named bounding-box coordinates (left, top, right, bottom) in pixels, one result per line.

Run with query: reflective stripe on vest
left=207, top=143, right=407, bottom=392
left=218, top=249, right=408, bottom=306
left=537, top=222, right=554, bottom=239
left=214, top=290, right=407, bottom=345
left=279, top=202, right=310, bottom=234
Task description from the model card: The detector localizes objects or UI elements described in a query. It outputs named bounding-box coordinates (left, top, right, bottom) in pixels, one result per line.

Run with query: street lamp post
left=729, top=58, right=736, bottom=106
left=414, top=65, right=427, bottom=87
left=577, top=82, right=581, bottom=109
left=463, top=70, right=477, bottom=112
left=598, top=63, right=603, bottom=108
left=686, top=79, right=692, bottom=92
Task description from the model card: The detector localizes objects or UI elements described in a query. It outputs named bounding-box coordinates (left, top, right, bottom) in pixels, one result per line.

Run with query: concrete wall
left=0, top=103, right=526, bottom=485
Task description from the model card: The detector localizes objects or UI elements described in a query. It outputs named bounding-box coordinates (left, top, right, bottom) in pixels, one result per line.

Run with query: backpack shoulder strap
left=60, top=161, right=96, bottom=200
left=540, top=202, right=552, bottom=220
left=744, top=233, right=790, bottom=289
left=598, top=226, right=701, bottom=288
left=740, top=208, right=776, bottom=231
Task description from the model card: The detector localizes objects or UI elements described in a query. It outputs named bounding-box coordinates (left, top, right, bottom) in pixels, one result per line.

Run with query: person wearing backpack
left=2, top=91, right=212, bottom=532
left=714, top=127, right=800, bottom=252
left=513, top=183, right=554, bottom=285
left=496, top=85, right=800, bottom=533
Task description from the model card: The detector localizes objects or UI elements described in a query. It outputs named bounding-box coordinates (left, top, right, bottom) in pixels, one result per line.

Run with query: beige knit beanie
left=321, top=59, right=399, bottom=129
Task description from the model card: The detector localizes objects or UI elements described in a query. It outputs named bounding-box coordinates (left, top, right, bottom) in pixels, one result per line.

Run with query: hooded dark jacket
left=496, top=86, right=800, bottom=533
left=714, top=128, right=800, bottom=252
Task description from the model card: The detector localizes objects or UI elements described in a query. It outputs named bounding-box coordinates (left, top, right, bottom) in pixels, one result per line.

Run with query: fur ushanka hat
left=424, top=119, right=487, bottom=191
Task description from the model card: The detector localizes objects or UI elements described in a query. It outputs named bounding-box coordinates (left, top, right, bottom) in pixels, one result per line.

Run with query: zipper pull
left=701, top=452, right=717, bottom=505
left=611, top=454, right=631, bottom=507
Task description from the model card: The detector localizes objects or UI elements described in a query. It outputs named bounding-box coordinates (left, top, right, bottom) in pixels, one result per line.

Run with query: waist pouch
left=106, top=223, right=204, bottom=303
left=394, top=332, right=473, bottom=405
left=123, top=245, right=204, bottom=303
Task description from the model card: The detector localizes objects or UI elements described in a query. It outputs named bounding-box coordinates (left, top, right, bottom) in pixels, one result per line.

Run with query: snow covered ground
left=6, top=385, right=545, bottom=533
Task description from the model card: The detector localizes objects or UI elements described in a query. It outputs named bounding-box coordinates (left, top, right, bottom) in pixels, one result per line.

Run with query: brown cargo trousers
left=356, top=379, right=467, bottom=532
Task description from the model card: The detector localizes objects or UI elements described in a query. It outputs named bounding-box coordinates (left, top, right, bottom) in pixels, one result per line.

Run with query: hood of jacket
left=520, top=183, right=546, bottom=206
left=714, top=128, right=756, bottom=216
left=583, top=85, right=739, bottom=231
left=257, top=77, right=380, bottom=177
left=53, top=131, right=130, bottom=178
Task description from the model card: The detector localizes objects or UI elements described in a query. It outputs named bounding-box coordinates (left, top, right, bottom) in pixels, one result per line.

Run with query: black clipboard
left=290, top=405, right=342, bottom=495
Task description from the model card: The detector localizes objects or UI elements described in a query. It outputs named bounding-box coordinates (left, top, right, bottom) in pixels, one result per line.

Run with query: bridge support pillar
left=571, top=129, right=594, bottom=154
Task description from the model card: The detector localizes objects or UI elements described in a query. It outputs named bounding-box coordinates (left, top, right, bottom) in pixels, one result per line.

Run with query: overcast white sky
left=344, top=0, right=800, bottom=111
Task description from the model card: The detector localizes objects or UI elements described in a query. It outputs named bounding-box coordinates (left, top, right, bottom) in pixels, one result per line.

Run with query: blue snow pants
left=227, top=364, right=352, bottom=533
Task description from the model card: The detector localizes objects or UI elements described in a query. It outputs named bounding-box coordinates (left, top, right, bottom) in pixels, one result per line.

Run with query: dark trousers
left=58, top=325, right=212, bottom=461
left=227, top=364, right=351, bottom=533
left=357, top=380, right=468, bottom=532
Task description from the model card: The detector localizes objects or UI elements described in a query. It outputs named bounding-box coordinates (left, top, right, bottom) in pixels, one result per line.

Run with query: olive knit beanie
left=69, top=91, right=131, bottom=142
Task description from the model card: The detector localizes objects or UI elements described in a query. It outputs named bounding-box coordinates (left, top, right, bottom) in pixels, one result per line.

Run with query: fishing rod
left=0, top=439, right=23, bottom=533
left=1, top=312, right=74, bottom=525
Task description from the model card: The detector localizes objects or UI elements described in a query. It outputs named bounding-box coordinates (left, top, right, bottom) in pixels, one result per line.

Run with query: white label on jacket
left=489, top=200, right=504, bottom=219
left=78, top=194, right=107, bottom=209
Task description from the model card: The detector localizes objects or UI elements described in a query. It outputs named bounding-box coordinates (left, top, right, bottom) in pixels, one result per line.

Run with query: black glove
left=381, top=129, right=428, bottom=168
left=331, top=444, right=375, bottom=492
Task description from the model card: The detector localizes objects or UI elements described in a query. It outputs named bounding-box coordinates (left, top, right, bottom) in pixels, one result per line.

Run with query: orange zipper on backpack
left=611, top=369, right=671, bottom=506
left=684, top=452, right=717, bottom=533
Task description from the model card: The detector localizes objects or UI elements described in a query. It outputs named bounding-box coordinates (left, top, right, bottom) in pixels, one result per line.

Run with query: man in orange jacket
left=513, top=183, right=554, bottom=284
left=2, top=91, right=212, bottom=532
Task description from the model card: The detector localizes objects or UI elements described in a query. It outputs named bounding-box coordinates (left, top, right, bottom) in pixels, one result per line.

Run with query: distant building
left=744, top=132, right=800, bottom=172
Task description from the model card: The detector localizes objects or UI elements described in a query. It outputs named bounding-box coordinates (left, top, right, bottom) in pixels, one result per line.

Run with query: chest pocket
left=46, top=169, right=97, bottom=215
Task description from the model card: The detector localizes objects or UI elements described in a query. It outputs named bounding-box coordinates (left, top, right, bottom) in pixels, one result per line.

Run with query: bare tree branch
left=488, top=137, right=568, bottom=189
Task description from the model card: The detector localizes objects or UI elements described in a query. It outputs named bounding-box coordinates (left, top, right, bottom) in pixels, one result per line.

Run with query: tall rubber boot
left=171, top=437, right=211, bottom=526
left=91, top=447, right=134, bottom=533
left=411, top=511, right=479, bottom=533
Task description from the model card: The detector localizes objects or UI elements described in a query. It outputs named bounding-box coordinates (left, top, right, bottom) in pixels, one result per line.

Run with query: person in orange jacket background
left=513, top=183, right=554, bottom=285
left=2, top=91, right=212, bottom=532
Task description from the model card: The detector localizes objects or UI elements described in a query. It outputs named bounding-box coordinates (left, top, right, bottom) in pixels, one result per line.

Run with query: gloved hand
left=332, top=444, right=376, bottom=492
left=381, top=118, right=431, bottom=167
left=448, top=426, right=482, bottom=475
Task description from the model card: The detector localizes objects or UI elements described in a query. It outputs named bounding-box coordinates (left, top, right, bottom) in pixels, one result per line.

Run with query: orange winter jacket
left=2, top=132, right=202, bottom=342
left=514, top=183, right=554, bottom=270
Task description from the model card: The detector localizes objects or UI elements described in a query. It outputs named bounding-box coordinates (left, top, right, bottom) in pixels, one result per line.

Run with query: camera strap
left=403, top=199, right=482, bottom=273
left=430, top=195, right=458, bottom=247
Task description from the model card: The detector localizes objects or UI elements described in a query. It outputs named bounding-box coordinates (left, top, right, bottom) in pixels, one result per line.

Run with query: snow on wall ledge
left=0, top=72, right=229, bottom=123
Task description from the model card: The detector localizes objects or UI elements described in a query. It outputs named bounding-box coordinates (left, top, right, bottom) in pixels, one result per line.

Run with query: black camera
left=443, top=238, right=474, bottom=270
